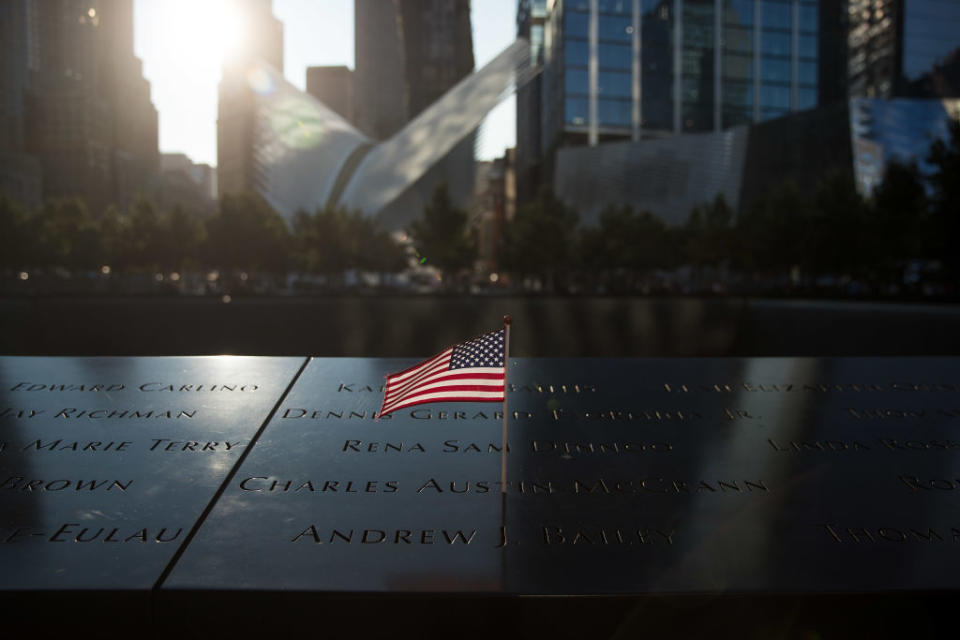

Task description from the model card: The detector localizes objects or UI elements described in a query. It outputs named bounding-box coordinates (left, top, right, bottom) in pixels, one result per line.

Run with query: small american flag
left=378, top=328, right=506, bottom=418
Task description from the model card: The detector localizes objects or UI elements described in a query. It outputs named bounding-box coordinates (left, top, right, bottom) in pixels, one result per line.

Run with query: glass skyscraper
left=541, top=0, right=820, bottom=146
left=848, top=0, right=960, bottom=99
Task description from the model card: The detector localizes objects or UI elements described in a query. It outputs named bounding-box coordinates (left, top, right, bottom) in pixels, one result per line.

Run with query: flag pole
left=500, top=315, right=511, bottom=494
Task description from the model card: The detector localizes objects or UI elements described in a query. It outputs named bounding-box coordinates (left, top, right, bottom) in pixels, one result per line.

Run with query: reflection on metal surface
left=0, top=356, right=303, bottom=592
left=166, top=356, right=960, bottom=595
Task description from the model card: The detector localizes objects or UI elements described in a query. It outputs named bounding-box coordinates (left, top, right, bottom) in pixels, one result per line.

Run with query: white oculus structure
left=246, top=39, right=533, bottom=228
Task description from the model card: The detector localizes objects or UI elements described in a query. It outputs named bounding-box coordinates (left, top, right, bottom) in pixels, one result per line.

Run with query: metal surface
left=164, top=356, right=960, bottom=594
left=0, top=356, right=304, bottom=591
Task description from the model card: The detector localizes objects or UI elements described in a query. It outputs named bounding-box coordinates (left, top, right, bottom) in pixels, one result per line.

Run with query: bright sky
left=134, top=0, right=517, bottom=167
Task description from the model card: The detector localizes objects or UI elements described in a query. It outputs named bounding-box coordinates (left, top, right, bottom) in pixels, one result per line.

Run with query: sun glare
left=138, top=0, right=252, bottom=166
left=148, top=0, right=244, bottom=69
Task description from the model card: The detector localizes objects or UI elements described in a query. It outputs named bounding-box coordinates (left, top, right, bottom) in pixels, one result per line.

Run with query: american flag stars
left=450, top=329, right=505, bottom=369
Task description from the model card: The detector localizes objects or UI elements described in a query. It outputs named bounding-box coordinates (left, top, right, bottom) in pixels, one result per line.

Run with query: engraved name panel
left=165, top=357, right=960, bottom=595
left=0, top=356, right=304, bottom=593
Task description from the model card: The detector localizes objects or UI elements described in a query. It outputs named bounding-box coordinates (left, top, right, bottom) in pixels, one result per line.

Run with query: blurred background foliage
left=1, top=121, right=958, bottom=297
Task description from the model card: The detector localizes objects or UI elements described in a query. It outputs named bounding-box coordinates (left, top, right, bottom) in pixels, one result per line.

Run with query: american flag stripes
left=378, top=328, right=507, bottom=418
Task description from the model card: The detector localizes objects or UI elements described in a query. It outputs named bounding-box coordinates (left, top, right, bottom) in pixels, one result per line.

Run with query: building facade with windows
left=217, top=0, right=283, bottom=197
left=354, top=0, right=475, bottom=141
left=306, top=66, right=355, bottom=122
left=1, top=0, right=158, bottom=211
left=538, top=0, right=820, bottom=150
left=515, top=0, right=547, bottom=200
left=526, top=0, right=960, bottom=225
left=847, top=0, right=960, bottom=99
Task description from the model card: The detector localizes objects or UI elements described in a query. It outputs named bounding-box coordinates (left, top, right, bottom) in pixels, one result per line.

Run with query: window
left=565, top=68, right=589, bottom=95
left=565, top=38, right=588, bottom=65
left=799, top=60, right=817, bottom=85
left=565, top=96, right=588, bottom=124
left=565, top=10, right=589, bottom=38
left=761, top=1, right=792, bottom=30
left=799, top=34, right=817, bottom=59
left=642, top=0, right=668, bottom=14
left=725, top=0, right=754, bottom=27
left=799, top=2, right=818, bottom=33
left=599, top=69, right=632, bottom=97
left=762, top=30, right=792, bottom=57
left=761, top=58, right=791, bottom=83
left=684, top=22, right=715, bottom=49
left=598, top=98, right=631, bottom=126
left=761, top=84, right=791, bottom=109
left=682, top=49, right=710, bottom=75
left=599, top=14, right=632, bottom=42
left=598, top=42, right=632, bottom=70
left=599, top=0, right=631, bottom=15
left=683, top=0, right=714, bottom=22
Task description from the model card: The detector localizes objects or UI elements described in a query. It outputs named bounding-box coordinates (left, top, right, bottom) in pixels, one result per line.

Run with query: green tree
left=810, top=173, right=870, bottom=277
left=349, top=214, right=407, bottom=274
left=408, top=183, right=476, bottom=284
left=97, top=198, right=190, bottom=272
left=32, top=197, right=102, bottom=270
left=293, top=206, right=407, bottom=283
left=293, top=205, right=353, bottom=279
left=870, top=160, right=927, bottom=277
left=502, top=188, right=579, bottom=291
left=0, top=194, right=34, bottom=270
left=163, top=204, right=206, bottom=271
left=126, top=197, right=167, bottom=269
left=581, top=205, right=670, bottom=292
left=683, top=194, right=735, bottom=269
left=735, top=182, right=810, bottom=275
left=927, top=119, right=960, bottom=278
left=204, top=193, right=291, bottom=273
left=99, top=205, right=134, bottom=270
left=632, top=211, right=674, bottom=271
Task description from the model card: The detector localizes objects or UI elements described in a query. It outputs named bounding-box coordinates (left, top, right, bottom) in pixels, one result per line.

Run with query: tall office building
left=354, top=0, right=475, bottom=140
left=847, top=0, right=902, bottom=97
left=98, top=0, right=159, bottom=207
left=398, top=0, right=475, bottom=117
left=816, top=0, right=848, bottom=105
left=21, top=0, right=111, bottom=208
left=158, top=152, right=217, bottom=213
left=847, top=0, right=960, bottom=98
left=842, top=0, right=960, bottom=195
left=0, top=0, right=35, bottom=153
left=516, top=0, right=548, bottom=201
left=15, top=0, right=157, bottom=211
left=529, top=0, right=959, bottom=223
left=0, top=0, right=42, bottom=206
left=354, top=0, right=408, bottom=140
left=537, top=0, right=820, bottom=150
left=306, top=66, right=355, bottom=121
left=217, top=0, right=283, bottom=196
left=352, top=0, right=477, bottom=224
